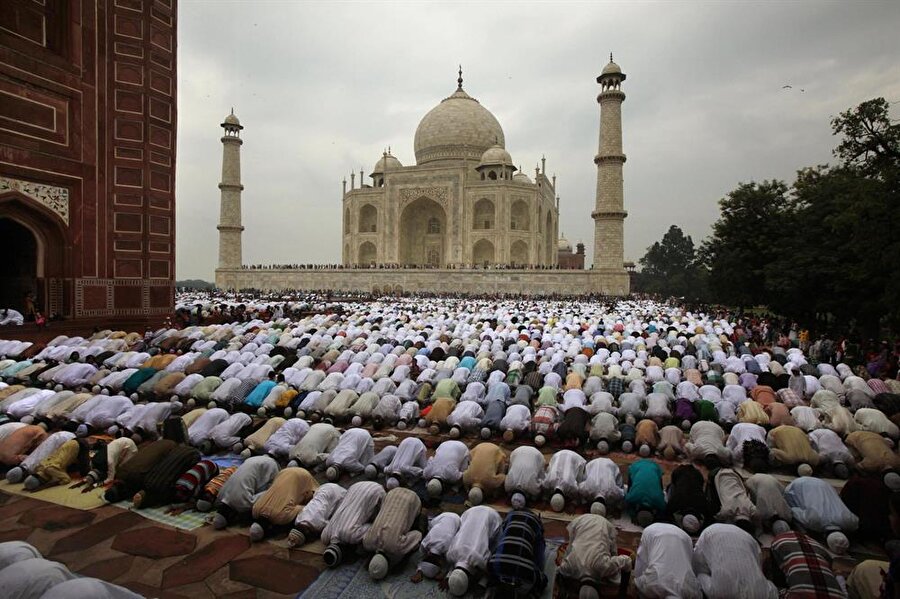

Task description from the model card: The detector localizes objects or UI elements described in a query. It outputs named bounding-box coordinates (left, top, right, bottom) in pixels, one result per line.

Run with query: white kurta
left=384, top=437, right=427, bottom=480
left=421, top=512, right=461, bottom=556
left=692, top=524, right=778, bottom=599
left=423, top=440, right=469, bottom=484
left=543, top=449, right=586, bottom=498
left=264, top=418, right=310, bottom=458
left=504, top=445, right=545, bottom=498
left=579, top=457, right=625, bottom=504
left=634, top=523, right=702, bottom=599
left=295, top=482, right=347, bottom=533
left=499, top=404, right=531, bottom=432
left=445, top=505, right=502, bottom=572
left=324, top=428, right=374, bottom=475
left=187, top=408, right=230, bottom=446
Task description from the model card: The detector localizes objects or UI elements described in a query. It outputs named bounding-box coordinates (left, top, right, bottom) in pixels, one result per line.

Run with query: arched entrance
left=0, top=219, right=37, bottom=313
left=0, top=193, right=68, bottom=318
left=399, top=197, right=446, bottom=267
left=472, top=239, right=495, bottom=267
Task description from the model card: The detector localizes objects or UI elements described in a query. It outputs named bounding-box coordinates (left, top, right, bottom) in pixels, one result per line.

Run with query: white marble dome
left=414, top=87, right=505, bottom=165
left=372, top=153, right=402, bottom=174
left=479, top=144, right=513, bottom=167
left=558, top=236, right=572, bottom=252
left=602, top=61, right=622, bottom=76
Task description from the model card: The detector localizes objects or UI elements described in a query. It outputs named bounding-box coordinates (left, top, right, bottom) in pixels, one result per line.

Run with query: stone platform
left=215, top=267, right=630, bottom=296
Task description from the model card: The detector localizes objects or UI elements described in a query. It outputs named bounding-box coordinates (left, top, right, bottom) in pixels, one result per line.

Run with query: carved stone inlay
left=399, top=186, right=449, bottom=213
left=0, top=177, right=70, bottom=224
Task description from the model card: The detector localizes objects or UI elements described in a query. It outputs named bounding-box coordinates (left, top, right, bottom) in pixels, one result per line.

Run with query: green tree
left=638, top=225, right=706, bottom=299
left=831, top=97, right=900, bottom=175
left=700, top=180, right=791, bottom=311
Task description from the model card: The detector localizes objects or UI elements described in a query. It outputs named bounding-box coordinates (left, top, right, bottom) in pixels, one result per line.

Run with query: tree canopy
left=637, top=96, right=899, bottom=335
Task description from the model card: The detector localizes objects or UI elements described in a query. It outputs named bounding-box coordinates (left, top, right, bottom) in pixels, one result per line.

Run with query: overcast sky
left=175, top=1, right=900, bottom=280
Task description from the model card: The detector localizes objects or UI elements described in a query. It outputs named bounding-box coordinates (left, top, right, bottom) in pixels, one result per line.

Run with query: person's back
left=693, top=523, right=778, bottom=599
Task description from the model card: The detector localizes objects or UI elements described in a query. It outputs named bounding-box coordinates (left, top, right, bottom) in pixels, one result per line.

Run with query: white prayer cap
left=638, top=444, right=651, bottom=457
left=326, top=466, right=340, bottom=482
left=797, top=463, right=813, bottom=477
left=534, top=434, right=546, bottom=448
left=772, top=519, right=791, bottom=535
left=386, top=477, right=400, bottom=490
left=884, top=471, right=900, bottom=491
left=426, top=478, right=443, bottom=498
left=579, top=585, right=599, bottom=599
left=511, top=492, right=526, bottom=510
left=590, top=502, right=606, bottom=516
left=448, top=569, right=468, bottom=596
left=550, top=493, right=565, bottom=512
left=468, top=486, right=484, bottom=505
left=597, top=441, right=610, bottom=454
left=682, top=514, right=700, bottom=534
left=826, top=531, right=849, bottom=554
left=368, top=553, right=389, bottom=580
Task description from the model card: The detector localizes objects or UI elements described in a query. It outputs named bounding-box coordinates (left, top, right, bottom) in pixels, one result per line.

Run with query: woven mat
left=112, top=501, right=208, bottom=531
left=0, top=479, right=106, bottom=510
left=298, top=541, right=561, bottom=599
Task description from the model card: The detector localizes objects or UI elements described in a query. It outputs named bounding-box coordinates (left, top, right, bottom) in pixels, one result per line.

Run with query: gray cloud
left=175, top=1, right=900, bottom=280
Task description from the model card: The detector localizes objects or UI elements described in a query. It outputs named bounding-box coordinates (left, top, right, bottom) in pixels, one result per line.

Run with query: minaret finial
left=231, top=106, right=234, bottom=115
left=609, top=52, right=613, bottom=63
left=457, top=65, right=463, bottom=90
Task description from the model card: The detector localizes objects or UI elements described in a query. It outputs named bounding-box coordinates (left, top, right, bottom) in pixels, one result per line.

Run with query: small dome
left=558, top=236, right=572, bottom=252
left=602, top=61, right=622, bottom=76
left=478, top=144, right=512, bottom=167
left=224, top=112, right=241, bottom=126
left=513, top=167, right=531, bottom=184
left=372, top=153, right=403, bottom=174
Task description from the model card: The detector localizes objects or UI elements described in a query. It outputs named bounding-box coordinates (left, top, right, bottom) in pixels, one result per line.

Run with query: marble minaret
left=217, top=110, right=244, bottom=272
left=592, top=55, right=627, bottom=272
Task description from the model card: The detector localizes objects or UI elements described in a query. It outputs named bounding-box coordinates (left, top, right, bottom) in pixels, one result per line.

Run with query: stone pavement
left=0, top=491, right=324, bottom=598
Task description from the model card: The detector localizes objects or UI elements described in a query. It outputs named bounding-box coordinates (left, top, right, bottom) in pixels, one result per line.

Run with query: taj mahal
left=215, top=57, right=631, bottom=295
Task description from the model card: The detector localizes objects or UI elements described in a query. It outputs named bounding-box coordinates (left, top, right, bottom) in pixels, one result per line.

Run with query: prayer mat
left=205, top=453, right=245, bottom=469
left=297, top=541, right=561, bottom=599
left=112, top=501, right=208, bottom=531
left=0, top=479, right=106, bottom=510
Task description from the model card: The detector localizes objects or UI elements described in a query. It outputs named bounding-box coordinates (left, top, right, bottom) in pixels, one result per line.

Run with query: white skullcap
left=426, top=478, right=443, bottom=498
left=364, top=464, right=378, bottom=479
left=579, top=585, right=599, bottom=599
left=797, top=463, right=814, bottom=477
left=448, top=569, right=468, bottom=596
left=326, top=466, right=340, bottom=482
left=885, top=472, right=900, bottom=491
left=772, top=519, right=791, bottom=535
left=368, top=553, right=389, bottom=580
left=590, top=502, right=606, bottom=516
left=622, top=441, right=634, bottom=453
left=351, top=415, right=363, bottom=427
left=826, top=531, right=849, bottom=554
left=682, top=514, right=700, bottom=534
left=550, top=493, right=565, bottom=512
left=597, top=441, right=610, bottom=454
left=639, top=444, right=651, bottom=457
left=534, top=434, right=546, bottom=447
left=511, top=492, right=526, bottom=510
left=386, top=477, right=400, bottom=490
left=468, top=486, right=484, bottom=505
left=480, top=427, right=492, bottom=440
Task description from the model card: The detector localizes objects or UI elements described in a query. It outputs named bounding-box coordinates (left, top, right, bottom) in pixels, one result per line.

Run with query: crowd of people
left=240, top=263, right=570, bottom=270
left=0, top=297, right=897, bottom=597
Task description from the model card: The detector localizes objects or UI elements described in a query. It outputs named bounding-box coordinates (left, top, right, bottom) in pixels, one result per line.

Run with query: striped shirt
left=770, top=532, right=846, bottom=598
left=175, top=459, right=219, bottom=503
left=321, top=481, right=385, bottom=546
left=362, top=487, right=422, bottom=558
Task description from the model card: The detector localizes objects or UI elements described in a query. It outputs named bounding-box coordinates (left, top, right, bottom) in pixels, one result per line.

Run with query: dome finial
left=457, top=65, right=463, bottom=90
left=609, top=52, right=613, bottom=63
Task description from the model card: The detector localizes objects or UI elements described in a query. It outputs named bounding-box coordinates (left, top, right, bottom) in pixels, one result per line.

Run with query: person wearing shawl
left=249, top=467, right=319, bottom=541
